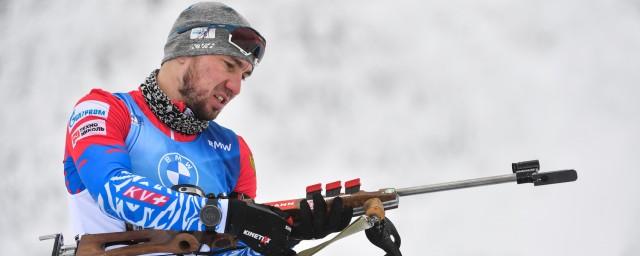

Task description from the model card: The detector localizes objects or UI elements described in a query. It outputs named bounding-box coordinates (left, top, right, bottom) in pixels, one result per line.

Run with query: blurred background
left=1, top=0, right=639, bottom=255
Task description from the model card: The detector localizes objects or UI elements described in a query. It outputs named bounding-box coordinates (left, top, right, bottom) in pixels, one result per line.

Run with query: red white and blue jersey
left=63, top=88, right=259, bottom=254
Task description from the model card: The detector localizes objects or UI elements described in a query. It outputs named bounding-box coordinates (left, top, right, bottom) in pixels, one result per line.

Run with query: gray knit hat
left=162, top=2, right=265, bottom=66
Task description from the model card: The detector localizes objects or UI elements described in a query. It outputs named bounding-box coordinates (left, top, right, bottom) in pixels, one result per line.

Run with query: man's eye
left=224, top=61, right=234, bottom=70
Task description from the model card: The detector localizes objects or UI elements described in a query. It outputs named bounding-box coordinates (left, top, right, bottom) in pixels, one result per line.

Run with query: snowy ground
left=1, top=0, right=639, bottom=255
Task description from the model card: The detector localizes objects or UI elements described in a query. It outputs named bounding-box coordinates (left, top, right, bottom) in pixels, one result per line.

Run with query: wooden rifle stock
left=75, top=230, right=236, bottom=256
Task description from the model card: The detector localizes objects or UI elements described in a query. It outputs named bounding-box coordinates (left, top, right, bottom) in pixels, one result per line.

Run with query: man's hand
left=225, top=200, right=296, bottom=256
left=291, top=193, right=353, bottom=240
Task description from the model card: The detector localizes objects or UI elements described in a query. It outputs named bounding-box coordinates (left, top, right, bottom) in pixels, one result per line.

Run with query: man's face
left=179, top=55, right=253, bottom=120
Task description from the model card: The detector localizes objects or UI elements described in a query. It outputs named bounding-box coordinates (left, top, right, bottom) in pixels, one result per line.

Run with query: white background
left=1, top=0, right=638, bottom=255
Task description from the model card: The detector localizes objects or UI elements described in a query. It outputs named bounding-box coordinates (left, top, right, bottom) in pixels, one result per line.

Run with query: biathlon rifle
left=40, top=159, right=577, bottom=256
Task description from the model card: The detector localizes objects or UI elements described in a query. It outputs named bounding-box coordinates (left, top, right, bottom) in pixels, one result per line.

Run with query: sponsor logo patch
left=242, top=229, right=271, bottom=245
left=68, top=100, right=109, bottom=132
left=208, top=140, right=231, bottom=151
left=157, top=153, right=200, bottom=187
left=71, top=119, right=106, bottom=147
left=190, top=27, right=216, bottom=39
left=123, top=185, right=169, bottom=206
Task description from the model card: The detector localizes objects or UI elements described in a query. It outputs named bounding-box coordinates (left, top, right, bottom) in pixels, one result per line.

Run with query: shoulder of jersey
left=68, top=89, right=128, bottom=130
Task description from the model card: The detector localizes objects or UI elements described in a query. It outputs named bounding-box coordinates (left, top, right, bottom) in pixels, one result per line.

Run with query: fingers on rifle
left=339, top=200, right=353, bottom=231
left=311, top=193, right=327, bottom=237
left=297, top=199, right=314, bottom=238
left=327, top=196, right=344, bottom=232
left=294, top=194, right=352, bottom=239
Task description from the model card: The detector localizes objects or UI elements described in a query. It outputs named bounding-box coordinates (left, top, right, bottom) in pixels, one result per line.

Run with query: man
left=62, top=2, right=352, bottom=255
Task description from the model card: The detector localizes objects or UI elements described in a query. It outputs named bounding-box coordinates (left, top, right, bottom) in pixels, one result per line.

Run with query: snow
left=1, top=0, right=638, bottom=255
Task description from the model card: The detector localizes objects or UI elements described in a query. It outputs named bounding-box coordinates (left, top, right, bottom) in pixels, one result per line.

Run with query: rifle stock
left=74, top=230, right=236, bottom=256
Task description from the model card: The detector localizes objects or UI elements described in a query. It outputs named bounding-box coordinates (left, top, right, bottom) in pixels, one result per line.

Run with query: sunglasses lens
left=230, top=27, right=266, bottom=61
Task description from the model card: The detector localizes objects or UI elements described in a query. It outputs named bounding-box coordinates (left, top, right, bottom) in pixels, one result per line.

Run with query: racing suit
left=63, top=88, right=260, bottom=255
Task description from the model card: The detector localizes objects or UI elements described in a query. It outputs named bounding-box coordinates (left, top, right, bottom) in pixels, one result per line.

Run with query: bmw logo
left=157, top=153, right=200, bottom=187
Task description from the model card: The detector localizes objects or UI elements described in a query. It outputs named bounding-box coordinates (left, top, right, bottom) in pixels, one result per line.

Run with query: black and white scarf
left=139, top=70, right=208, bottom=135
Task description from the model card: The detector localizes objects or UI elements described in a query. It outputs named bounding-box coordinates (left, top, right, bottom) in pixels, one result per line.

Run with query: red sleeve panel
left=66, top=88, right=131, bottom=158
left=63, top=88, right=131, bottom=195
left=234, top=136, right=257, bottom=199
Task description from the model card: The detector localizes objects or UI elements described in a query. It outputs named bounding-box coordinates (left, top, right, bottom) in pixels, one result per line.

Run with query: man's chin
left=197, top=110, right=220, bottom=121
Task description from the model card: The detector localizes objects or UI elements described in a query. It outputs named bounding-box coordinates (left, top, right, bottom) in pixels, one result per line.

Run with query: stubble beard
left=179, top=66, right=219, bottom=121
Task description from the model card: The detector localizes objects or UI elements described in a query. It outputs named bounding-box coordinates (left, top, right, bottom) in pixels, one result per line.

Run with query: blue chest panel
left=115, top=93, right=241, bottom=196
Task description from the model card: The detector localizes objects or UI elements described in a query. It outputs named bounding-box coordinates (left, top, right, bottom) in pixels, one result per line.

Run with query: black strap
left=365, top=217, right=402, bottom=256
left=204, top=193, right=219, bottom=232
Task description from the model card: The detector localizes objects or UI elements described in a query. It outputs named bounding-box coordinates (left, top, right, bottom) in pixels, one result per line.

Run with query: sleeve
left=233, top=136, right=257, bottom=199
left=65, top=89, right=227, bottom=232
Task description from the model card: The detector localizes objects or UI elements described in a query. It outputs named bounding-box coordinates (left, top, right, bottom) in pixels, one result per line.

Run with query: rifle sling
left=297, top=216, right=378, bottom=256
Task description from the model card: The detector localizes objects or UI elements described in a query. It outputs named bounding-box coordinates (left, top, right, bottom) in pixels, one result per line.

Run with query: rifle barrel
left=396, top=173, right=516, bottom=197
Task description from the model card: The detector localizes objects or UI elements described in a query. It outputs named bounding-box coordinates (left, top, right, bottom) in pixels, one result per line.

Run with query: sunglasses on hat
left=176, top=23, right=266, bottom=64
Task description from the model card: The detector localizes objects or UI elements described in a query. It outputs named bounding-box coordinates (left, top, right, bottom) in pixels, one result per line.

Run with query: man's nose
left=225, top=73, right=243, bottom=96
